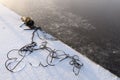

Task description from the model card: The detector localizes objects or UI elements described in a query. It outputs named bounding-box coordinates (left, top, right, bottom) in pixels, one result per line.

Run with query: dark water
left=0, top=0, right=120, bottom=77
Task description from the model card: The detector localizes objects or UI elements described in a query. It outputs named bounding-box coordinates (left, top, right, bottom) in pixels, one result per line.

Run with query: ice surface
left=0, top=3, right=119, bottom=80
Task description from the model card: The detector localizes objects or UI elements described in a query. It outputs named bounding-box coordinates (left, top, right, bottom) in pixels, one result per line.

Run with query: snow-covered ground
left=0, top=3, right=119, bottom=80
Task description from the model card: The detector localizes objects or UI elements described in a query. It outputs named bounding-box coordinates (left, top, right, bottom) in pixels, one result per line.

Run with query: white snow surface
left=0, top=3, right=119, bottom=80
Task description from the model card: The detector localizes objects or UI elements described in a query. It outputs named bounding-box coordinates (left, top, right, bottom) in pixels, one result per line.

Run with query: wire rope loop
left=5, top=49, right=26, bottom=72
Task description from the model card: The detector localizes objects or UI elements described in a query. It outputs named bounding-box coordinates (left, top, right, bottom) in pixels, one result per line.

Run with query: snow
left=0, top=3, right=119, bottom=80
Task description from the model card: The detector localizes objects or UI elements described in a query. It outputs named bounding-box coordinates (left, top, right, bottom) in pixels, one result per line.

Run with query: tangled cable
left=5, top=42, right=38, bottom=72
left=5, top=17, right=83, bottom=75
